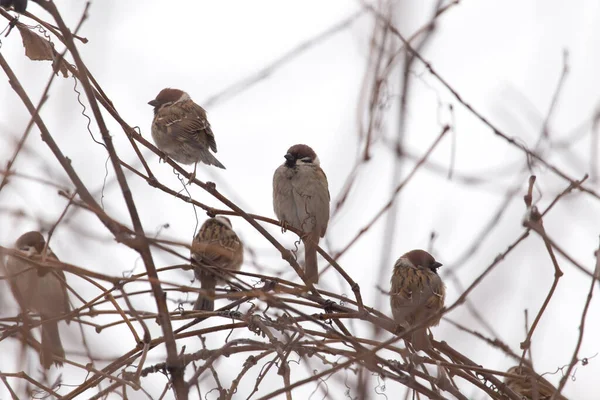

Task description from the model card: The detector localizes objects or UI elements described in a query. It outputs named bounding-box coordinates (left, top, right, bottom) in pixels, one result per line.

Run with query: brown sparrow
left=390, top=249, right=445, bottom=351
left=504, top=365, right=569, bottom=400
left=148, top=88, right=225, bottom=182
left=4, top=231, right=70, bottom=369
left=273, top=144, right=330, bottom=285
left=191, top=217, right=243, bottom=311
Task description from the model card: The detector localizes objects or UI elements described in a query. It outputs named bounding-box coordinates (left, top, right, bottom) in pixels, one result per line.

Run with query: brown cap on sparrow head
left=504, top=365, right=569, bottom=400
left=191, top=217, right=243, bottom=311
left=4, top=231, right=70, bottom=369
left=148, top=88, right=225, bottom=183
left=273, top=144, right=330, bottom=285
left=390, top=249, right=445, bottom=351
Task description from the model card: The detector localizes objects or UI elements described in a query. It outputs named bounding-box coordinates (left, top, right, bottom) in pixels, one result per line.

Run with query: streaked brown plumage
left=4, top=231, right=70, bottom=369
left=504, top=365, right=569, bottom=400
left=148, top=88, right=225, bottom=182
left=273, top=144, right=330, bottom=285
left=191, top=217, right=243, bottom=311
left=390, top=249, right=445, bottom=351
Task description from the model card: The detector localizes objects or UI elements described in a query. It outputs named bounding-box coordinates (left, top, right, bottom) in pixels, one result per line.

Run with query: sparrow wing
left=290, top=166, right=330, bottom=237
left=506, top=366, right=568, bottom=400
left=31, top=254, right=70, bottom=319
left=3, top=254, right=37, bottom=311
left=156, top=101, right=217, bottom=152
left=315, top=168, right=330, bottom=237
left=51, top=263, right=71, bottom=316
left=273, top=165, right=299, bottom=226
left=40, top=250, right=71, bottom=316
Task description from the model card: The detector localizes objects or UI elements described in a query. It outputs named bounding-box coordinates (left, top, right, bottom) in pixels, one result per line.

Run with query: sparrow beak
left=148, top=99, right=159, bottom=107
left=432, top=261, right=443, bottom=270
left=284, top=153, right=294, bottom=162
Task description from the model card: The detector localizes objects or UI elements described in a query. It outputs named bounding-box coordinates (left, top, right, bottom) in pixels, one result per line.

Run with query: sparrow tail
left=40, top=319, right=64, bottom=369
left=410, top=328, right=432, bottom=352
left=303, top=235, right=319, bottom=285
left=194, top=273, right=217, bottom=312
left=200, top=150, right=226, bottom=170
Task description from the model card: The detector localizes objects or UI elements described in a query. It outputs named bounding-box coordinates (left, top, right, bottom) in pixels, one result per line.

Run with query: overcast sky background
left=1, top=0, right=599, bottom=399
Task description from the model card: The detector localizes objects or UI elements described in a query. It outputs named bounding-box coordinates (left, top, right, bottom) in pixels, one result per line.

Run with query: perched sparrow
left=273, top=144, right=330, bottom=285
left=504, top=365, right=569, bottom=400
left=148, top=88, right=225, bottom=182
left=4, top=232, right=70, bottom=369
left=191, top=217, right=243, bottom=311
left=390, top=249, right=445, bottom=351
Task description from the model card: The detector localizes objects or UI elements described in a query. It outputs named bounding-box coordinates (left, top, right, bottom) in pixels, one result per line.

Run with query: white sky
left=1, top=0, right=599, bottom=399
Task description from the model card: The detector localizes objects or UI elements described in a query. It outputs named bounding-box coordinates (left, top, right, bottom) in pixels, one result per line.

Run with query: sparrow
left=191, top=217, right=244, bottom=311
left=4, top=231, right=70, bottom=369
left=504, top=365, right=569, bottom=400
left=148, top=88, right=225, bottom=182
left=273, top=144, right=330, bottom=285
left=390, top=249, right=445, bottom=351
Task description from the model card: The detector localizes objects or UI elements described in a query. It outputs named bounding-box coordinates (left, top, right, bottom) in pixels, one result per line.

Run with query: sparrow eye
left=300, top=157, right=312, bottom=163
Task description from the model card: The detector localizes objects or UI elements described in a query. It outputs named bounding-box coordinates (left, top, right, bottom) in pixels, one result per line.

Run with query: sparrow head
left=507, top=365, right=525, bottom=376
left=148, top=88, right=190, bottom=111
left=505, top=364, right=564, bottom=399
left=14, top=231, right=46, bottom=255
left=195, top=217, right=233, bottom=241
left=214, top=216, right=233, bottom=229
left=401, top=249, right=442, bottom=273
left=283, top=144, right=319, bottom=168
left=506, top=364, right=540, bottom=378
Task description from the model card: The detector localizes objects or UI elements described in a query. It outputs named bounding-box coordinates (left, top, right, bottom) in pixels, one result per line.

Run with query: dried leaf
left=17, top=24, right=52, bottom=60
left=16, top=24, right=70, bottom=77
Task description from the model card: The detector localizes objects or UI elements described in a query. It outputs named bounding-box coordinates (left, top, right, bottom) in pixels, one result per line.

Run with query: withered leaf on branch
left=16, top=24, right=70, bottom=77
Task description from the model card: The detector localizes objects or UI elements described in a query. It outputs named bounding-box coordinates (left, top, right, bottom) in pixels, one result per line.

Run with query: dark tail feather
left=194, top=274, right=216, bottom=311
left=201, top=150, right=226, bottom=170
left=303, top=236, right=319, bottom=285
left=40, top=320, right=64, bottom=369
left=410, top=328, right=432, bottom=352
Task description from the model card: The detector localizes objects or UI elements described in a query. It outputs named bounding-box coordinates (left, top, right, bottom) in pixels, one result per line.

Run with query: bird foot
left=187, top=172, right=196, bottom=185
left=187, top=162, right=199, bottom=185
left=280, top=221, right=289, bottom=233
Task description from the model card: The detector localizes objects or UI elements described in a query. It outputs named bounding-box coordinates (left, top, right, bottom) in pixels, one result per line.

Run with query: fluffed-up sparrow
left=504, top=364, right=569, bottom=400
left=390, top=249, right=445, bottom=351
left=191, top=217, right=243, bottom=311
left=273, top=144, right=330, bottom=285
left=4, top=231, right=70, bottom=369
